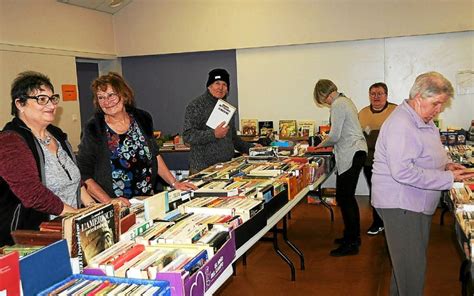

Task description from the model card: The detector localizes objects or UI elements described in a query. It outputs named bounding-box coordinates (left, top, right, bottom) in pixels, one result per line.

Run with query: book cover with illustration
left=258, top=121, right=274, bottom=137
left=75, top=204, right=116, bottom=269
left=240, top=119, right=258, bottom=136
left=279, top=120, right=297, bottom=138
left=297, top=120, right=315, bottom=137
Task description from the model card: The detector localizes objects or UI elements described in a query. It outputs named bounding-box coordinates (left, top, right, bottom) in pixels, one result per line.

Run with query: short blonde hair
left=314, top=79, right=338, bottom=106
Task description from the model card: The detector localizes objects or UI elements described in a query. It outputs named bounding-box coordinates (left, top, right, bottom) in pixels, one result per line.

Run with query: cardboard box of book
left=84, top=242, right=211, bottom=279
left=84, top=234, right=236, bottom=296
left=290, top=162, right=311, bottom=193
left=279, top=173, right=299, bottom=200
left=179, top=196, right=264, bottom=222
left=19, top=239, right=170, bottom=296
left=156, top=233, right=235, bottom=296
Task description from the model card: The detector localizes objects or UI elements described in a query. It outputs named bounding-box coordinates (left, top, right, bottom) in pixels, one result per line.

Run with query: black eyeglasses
left=23, top=94, right=60, bottom=105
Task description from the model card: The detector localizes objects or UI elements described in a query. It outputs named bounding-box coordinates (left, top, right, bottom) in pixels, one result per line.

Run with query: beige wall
left=237, top=31, right=474, bottom=132
left=236, top=31, right=473, bottom=195
left=1, top=0, right=473, bottom=149
left=0, top=51, right=82, bottom=149
left=0, top=0, right=116, bottom=57
left=114, top=0, right=474, bottom=56
left=0, top=0, right=119, bottom=149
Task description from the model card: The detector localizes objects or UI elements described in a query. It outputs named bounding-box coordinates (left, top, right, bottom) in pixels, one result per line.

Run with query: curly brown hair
left=91, top=72, right=135, bottom=111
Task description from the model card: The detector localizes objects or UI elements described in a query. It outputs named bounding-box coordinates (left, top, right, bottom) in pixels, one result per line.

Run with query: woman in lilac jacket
left=372, top=72, right=473, bottom=295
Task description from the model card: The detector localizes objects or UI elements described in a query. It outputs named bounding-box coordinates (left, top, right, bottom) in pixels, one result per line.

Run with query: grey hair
left=409, top=71, right=454, bottom=100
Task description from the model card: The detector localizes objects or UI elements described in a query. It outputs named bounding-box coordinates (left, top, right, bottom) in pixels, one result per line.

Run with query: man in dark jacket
left=183, top=68, right=254, bottom=174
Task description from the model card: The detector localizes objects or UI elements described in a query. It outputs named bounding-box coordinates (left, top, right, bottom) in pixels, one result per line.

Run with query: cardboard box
left=19, top=240, right=170, bottom=296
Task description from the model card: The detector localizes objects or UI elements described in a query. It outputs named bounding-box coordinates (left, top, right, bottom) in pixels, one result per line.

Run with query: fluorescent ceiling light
left=109, top=0, right=122, bottom=8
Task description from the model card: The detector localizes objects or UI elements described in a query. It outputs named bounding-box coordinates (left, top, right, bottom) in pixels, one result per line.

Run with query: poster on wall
left=456, top=70, right=474, bottom=95
left=61, top=84, right=78, bottom=101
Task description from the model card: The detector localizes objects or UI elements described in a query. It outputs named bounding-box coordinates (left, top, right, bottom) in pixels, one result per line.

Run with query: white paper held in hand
left=206, top=99, right=236, bottom=129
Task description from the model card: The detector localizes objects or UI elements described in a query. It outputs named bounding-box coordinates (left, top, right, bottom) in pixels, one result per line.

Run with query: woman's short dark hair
left=91, top=72, right=135, bottom=111
left=10, top=71, right=54, bottom=117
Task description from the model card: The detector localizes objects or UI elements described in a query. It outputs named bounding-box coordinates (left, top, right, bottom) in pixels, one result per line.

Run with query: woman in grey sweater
left=314, top=79, right=368, bottom=257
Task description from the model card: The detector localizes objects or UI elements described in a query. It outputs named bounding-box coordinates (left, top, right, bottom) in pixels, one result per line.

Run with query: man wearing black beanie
left=183, top=68, right=254, bottom=174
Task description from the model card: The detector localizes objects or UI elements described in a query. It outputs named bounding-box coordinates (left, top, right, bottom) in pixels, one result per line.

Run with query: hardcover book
left=1, top=245, right=42, bottom=257
left=297, top=120, right=315, bottom=137
left=279, top=120, right=297, bottom=138
left=10, top=230, right=62, bottom=246
left=62, top=204, right=103, bottom=258
left=240, top=119, right=258, bottom=136
left=75, top=204, right=116, bottom=269
left=0, top=251, right=20, bottom=296
left=258, top=121, right=274, bottom=137
left=206, top=99, right=236, bottom=129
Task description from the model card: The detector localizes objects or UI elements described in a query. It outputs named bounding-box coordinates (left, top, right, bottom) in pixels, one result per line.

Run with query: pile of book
left=85, top=241, right=210, bottom=280
left=179, top=197, right=263, bottom=221
left=447, top=145, right=474, bottom=168
left=0, top=244, right=42, bottom=257
left=41, top=277, right=165, bottom=295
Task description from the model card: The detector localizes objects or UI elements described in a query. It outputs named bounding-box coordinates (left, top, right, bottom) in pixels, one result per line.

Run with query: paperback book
left=259, top=120, right=274, bottom=137
left=279, top=120, right=297, bottom=138
left=297, top=120, right=315, bottom=137
left=206, top=99, right=236, bottom=129
left=240, top=119, right=258, bottom=136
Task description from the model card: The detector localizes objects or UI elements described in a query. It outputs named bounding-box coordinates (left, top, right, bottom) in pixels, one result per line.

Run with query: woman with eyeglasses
left=77, top=72, right=197, bottom=207
left=0, top=71, right=94, bottom=246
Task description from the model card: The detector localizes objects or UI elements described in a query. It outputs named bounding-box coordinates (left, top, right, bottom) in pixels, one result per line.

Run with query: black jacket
left=77, top=108, right=160, bottom=199
left=0, top=118, right=76, bottom=246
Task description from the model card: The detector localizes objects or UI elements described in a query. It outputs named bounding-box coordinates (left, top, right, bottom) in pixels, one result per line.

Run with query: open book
left=206, top=99, right=236, bottom=129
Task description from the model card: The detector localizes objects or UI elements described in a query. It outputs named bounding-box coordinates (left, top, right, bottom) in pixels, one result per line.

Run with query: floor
left=215, top=196, right=463, bottom=296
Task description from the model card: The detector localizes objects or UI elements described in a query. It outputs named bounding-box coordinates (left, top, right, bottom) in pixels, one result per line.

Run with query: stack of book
left=179, top=196, right=263, bottom=222
left=84, top=241, right=211, bottom=280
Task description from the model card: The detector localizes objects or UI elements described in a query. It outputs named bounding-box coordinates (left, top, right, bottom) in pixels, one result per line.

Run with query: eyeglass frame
left=97, top=92, right=120, bottom=102
left=21, top=94, right=61, bottom=105
left=369, top=92, right=387, bottom=98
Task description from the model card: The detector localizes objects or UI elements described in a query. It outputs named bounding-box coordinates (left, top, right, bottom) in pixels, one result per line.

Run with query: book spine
left=183, top=250, right=208, bottom=272
left=106, top=244, right=145, bottom=271
left=75, top=219, right=83, bottom=271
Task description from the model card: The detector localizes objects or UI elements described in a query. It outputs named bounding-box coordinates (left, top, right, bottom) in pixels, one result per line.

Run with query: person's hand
left=214, top=122, right=229, bottom=139
left=173, top=181, right=198, bottom=191
left=60, top=204, right=78, bottom=216
left=117, top=196, right=131, bottom=207
left=452, top=169, right=474, bottom=182
left=446, top=163, right=466, bottom=171
left=254, top=143, right=263, bottom=148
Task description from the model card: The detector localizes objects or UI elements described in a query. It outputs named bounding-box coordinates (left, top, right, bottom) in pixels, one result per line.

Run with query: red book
left=120, top=212, right=137, bottom=234
left=106, top=244, right=145, bottom=270
left=0, top=252, right=21, bottom=295
left=306, top=146, right=333, bottom=154
left=87, top=280, right=111, bottom=296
